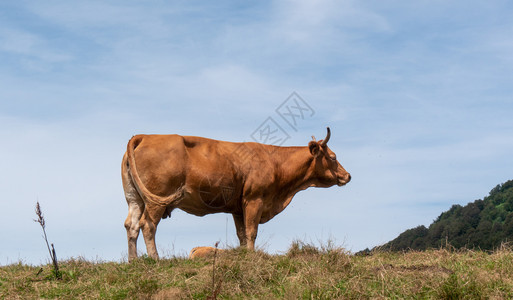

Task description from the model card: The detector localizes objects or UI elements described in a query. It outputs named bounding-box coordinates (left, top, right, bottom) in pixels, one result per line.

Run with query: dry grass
left=2, top=241, right=513, bottom=299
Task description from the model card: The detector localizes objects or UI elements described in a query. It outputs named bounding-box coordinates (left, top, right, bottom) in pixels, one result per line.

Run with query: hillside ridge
left=378, top=179, right=513, bottom=251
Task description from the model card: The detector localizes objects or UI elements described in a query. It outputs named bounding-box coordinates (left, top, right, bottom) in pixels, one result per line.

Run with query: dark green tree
left=379, top=180, right=513, bottom=251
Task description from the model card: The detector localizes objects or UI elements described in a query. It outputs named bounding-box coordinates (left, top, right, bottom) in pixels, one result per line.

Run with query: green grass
left=2, top=242, right=513, bottom=299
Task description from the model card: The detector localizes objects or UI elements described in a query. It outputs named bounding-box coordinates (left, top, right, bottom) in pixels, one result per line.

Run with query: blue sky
left=1, top=0, right=512, bottom=265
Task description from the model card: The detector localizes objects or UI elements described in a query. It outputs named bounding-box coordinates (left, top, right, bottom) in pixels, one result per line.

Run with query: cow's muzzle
left=337, top=173, right=351, bottom=186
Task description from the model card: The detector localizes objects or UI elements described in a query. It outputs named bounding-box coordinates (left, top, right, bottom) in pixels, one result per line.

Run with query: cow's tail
left=127, top=135, right=185, bottom=207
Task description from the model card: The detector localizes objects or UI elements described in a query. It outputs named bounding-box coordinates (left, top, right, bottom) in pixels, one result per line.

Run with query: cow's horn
left=311, top=135, right=316, bottom=142
left=321, top=127, right=331, bottom=146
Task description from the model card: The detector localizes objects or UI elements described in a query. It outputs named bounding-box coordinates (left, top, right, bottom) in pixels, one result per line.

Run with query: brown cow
left=189, top=246, right=223, bottom=259
left=122, top=127, right=350, bottom=261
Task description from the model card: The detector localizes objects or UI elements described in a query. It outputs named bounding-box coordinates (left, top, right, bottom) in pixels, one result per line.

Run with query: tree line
left=378, top=180, right=513, bottom=251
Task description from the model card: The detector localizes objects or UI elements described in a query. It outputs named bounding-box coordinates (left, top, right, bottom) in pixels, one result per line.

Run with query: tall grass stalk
left=34, top=201, right=61, bottom=279
left=207, top=241, right=222, bottom=300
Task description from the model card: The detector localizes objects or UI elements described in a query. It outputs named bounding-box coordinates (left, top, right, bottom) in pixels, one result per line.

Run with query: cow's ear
left=308, top=141, right=321, bottom=157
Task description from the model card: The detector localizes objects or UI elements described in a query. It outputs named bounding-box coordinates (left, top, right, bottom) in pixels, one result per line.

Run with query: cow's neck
left=274, top=146, right=315, bottom=196
left=252, top=146, right=315, bottom=222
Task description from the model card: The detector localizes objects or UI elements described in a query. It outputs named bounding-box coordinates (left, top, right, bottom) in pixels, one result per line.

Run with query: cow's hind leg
left=122, top=152, right=144, bottom=262
left=140, top=204, right=167, bottom=260
left=124, top=199, right=144, bottom=261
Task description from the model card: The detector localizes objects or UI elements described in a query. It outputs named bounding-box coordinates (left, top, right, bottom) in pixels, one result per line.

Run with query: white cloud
left=0, top=27, right=73, bottom=69
left=0, top=28, right=39, bottom=55
left=271, top=0, right=391, bottom=44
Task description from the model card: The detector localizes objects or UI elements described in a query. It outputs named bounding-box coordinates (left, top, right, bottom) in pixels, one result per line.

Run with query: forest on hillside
left=379, top=180, right=513, bottom=251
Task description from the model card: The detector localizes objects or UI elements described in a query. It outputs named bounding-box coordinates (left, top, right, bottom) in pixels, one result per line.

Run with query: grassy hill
left=2, top=242, right=513, bottom=299
left=379, top=180, right=513, bottom=251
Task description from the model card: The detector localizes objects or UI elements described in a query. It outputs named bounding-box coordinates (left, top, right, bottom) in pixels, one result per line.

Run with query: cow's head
left=308, top=127, right=351, bottom=187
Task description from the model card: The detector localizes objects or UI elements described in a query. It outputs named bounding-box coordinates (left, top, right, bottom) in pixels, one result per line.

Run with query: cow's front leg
left=243, top=198, right=263, bottom=250
left=232, top=214, right=247, bottom=247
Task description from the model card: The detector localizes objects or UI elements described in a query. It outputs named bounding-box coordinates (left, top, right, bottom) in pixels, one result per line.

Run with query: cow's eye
left=330, top=155, right=337, bottom=161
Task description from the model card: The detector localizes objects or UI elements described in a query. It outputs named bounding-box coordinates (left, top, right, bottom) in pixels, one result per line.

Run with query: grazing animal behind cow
left=122, top=127, right=351, bottom=261
left=189, top=246, right=223, bottom=259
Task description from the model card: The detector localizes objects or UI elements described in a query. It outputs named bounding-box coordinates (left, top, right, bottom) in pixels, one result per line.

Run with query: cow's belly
left=176, top=186, right=242, bottom=216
